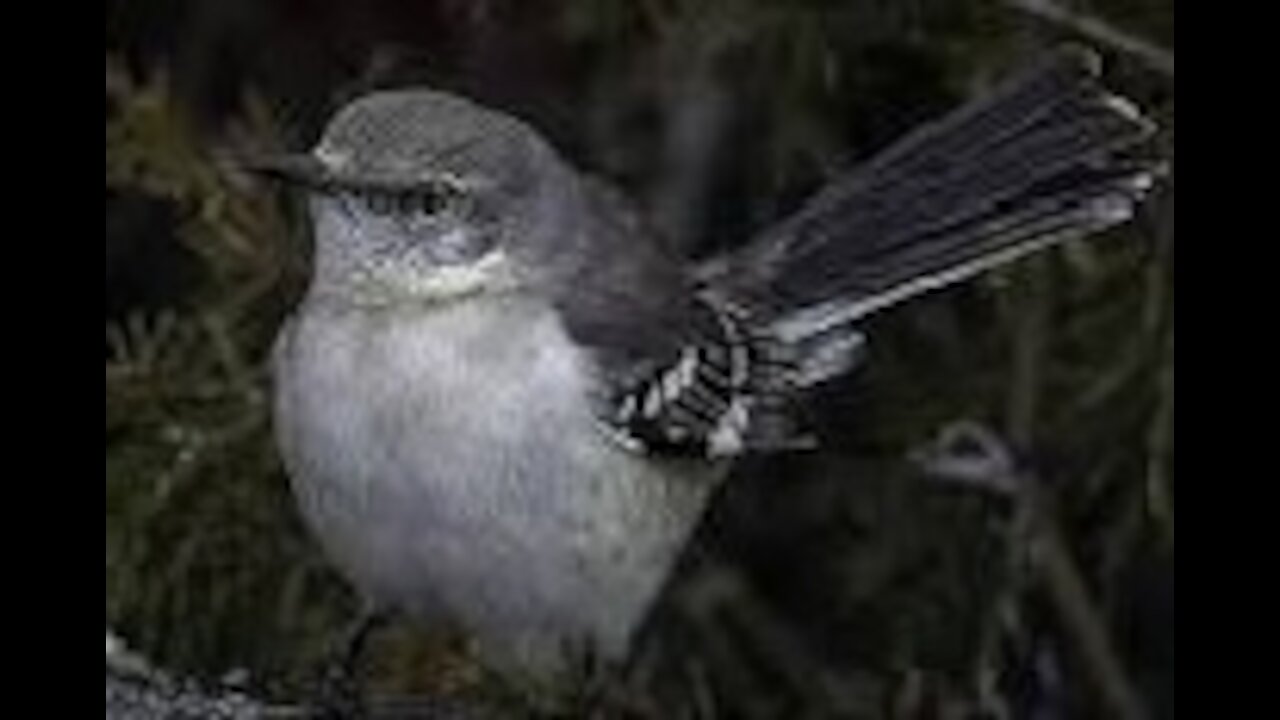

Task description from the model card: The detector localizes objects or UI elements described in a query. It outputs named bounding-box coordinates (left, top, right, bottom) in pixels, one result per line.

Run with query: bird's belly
left=273, top=297, right=719, bottom=676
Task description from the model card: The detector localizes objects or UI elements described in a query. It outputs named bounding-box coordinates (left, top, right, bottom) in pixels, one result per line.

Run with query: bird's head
left=253, top=90, right=585, bottom=307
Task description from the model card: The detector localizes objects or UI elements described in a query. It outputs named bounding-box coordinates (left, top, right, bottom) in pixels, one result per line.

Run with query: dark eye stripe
left=350, top=184, right=459, bottom=217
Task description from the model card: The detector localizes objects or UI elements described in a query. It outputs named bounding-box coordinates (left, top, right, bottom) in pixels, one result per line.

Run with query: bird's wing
left=545, top=177, right=780, bottom=458
left=553, top=178, right=836, bottom=458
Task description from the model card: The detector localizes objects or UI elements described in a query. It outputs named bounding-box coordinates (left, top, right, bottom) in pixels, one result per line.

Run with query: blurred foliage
left=106, top=0, right=1172, bottom=716
left=105, top=60, right=349, bottom=688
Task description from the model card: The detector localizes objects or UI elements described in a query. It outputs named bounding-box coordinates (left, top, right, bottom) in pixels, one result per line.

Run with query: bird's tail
left=700, top=47, right=1163, bottom=391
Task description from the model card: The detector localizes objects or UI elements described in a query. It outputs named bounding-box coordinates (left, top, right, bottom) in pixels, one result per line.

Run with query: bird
left=255, top=46, right=1162, bottom=685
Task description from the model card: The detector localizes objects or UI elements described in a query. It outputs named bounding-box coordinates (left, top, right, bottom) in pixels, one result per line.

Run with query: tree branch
left=1006, top=0, right=1174, bottom=78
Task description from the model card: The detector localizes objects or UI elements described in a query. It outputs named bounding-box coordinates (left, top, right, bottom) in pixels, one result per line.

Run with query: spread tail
left=700, top=46, right=1164, bottom=393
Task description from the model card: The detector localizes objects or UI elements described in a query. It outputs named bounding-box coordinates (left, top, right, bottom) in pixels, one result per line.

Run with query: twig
left=1005, top=253, right=1051, bottom=449
left=1033, top=519, right=1150, bottom=720
left=107, top=627, right=509, bottom=719
left=915, top=424, right=1151, bottom=720
left=1142, top=182, right=1175, bottom=547
left=1006, top=0, right=1174, bottom=78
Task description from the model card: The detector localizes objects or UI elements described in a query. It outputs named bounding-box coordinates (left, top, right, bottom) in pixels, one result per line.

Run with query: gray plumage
left=274, top=294, right=718, bottom=676
left=264, top=47, right=1161, bottom=682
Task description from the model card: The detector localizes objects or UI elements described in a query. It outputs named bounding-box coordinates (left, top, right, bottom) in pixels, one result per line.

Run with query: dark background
left=105, top=1, right=1174, bottom=717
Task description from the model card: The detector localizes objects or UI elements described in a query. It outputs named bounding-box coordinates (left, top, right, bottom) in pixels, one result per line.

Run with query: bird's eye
left=407, top=187, right=448, bottom=216
left=361, top=191, right=398, bottom=216
left=351, top=184, right=461, bottom=218
left=394, top=192, right=418, bottom=215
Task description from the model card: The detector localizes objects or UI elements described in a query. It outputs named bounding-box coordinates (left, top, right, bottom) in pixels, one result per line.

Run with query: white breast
left=272, top=293, right=721, bottom=677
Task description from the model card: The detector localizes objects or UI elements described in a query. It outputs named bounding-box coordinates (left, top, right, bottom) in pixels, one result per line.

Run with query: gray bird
left=258, top=48, right=1161, bottom=683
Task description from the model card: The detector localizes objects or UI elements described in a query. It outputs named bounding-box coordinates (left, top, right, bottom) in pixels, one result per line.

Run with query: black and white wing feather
left=598, top=293, right=865, bottom=458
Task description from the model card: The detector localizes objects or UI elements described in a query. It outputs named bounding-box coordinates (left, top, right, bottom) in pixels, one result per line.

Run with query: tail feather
left=681, top=47, right=1166, bottom=449
left=702, top=46, right=1163, bottom=324
left=808, top=102, right=1150, bottom=263
left=825, top=46, right=1105, bottom=198
left=787, top=48, right=1108, bottom=241
left=769, top=164, right=1153, bottom=343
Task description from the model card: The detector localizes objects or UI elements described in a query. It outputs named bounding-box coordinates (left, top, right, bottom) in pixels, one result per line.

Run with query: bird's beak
left=238, top=152, right=332, bottom=188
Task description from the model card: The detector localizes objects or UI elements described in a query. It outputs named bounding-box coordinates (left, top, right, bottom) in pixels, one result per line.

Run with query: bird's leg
left=314, top=606, right=390, bottom=719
